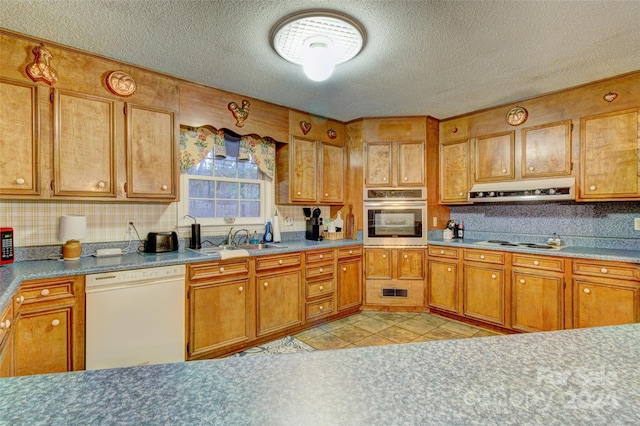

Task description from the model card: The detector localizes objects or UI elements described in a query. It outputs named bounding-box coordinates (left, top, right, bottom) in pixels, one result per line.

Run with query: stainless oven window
left=370, top=210, right=421, bottom=237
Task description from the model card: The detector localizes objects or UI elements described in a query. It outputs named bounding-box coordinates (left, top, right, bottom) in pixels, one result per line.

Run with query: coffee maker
left=304, top=208, right=323, bottom=241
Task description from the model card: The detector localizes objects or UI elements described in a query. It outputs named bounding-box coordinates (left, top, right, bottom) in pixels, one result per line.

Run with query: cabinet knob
left=0, top=319, right=10, bottom=329
left=349, top=250, right=353, bottom=255
left=403, top=176, right=408, bottom=181
left=161, top=184, right=168, bottom=191
left=480, top=255, right=485, bottom=259
left=447, top=267, right=452, bottom=272
left=589, top=185, right=597, bottom=191
left=98, top=181, right=106, bottom=188
left=319, top=305, right=324, bottom=311
left=264, top=282, right=269, bottom=288
left=41, top=289, right=50, bottom=296
left=319, top=285, right=324, bottom=290
left=382, top=254, right=387, bottom=259
left=16, top=178, right=25, bottom=185
left=278, top=259, right=283, bottom=265
left=519, top=278, right=526, bottom=284
left=15, top=295, right=24, bottom=304
left=459, top=192, right=464, bottom=196
left=51, top=319, right=60, bottom=327
left=383, top=177, right=387, bottom=181
left=583, top=288, right=591, bottom=294
left=324, top=193, right=329, bottom=197
left=297, top=191, right=302, bottom=195
left=502, top=169, right=507, bottom=174
left=342, top=267, right=347, bottom=272
left=319, top=254, right=324, bottom=259
left=491, top=274, right=497, bottom=279
left=528, top=166, right=535, bottom=171
left=319, top=268, right=323, bottom=273
left=238, top=286, right=244, bottom=292
left=600, top=268, right=608, bottom=274
left=440, top=250, right=444, bottom=254
left=219, top=267, right=225, bottom=273
left=533, top=260, right=540, bottom=266
left=403, top=254, right=408, bottom=259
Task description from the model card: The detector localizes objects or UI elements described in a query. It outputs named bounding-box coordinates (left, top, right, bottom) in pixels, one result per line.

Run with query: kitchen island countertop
left=0, top=322, right=638, bottom=425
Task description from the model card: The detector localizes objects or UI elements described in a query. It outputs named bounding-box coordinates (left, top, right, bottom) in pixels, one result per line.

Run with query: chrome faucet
left=228, top=228, right=250, bottom=246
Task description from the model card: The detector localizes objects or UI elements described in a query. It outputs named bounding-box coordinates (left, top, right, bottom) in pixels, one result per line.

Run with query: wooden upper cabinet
left=291, top=137, right=317, bottom=202
left=125, top=103, right=178, bottom=200
left=0, top=78, right=39, bottom=196
left=364, top=141, right=392, bottom=187
left=320, top=142, right=345, bottom=203
left=53, top=89, right=116, bottom=197
left=521, top=120, right=572, bottom=179
left=579, top=109, right=640, bottom=200
left=474, top=131, right=515, bottom=182
left=365, top=140, right=425, bottom=187
left=440, top=139, right=470, bottom=204
left=397, top=140, right=425, bottom=186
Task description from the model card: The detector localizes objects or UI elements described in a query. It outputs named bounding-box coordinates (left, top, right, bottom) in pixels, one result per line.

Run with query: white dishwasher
left=85, top=264, right=185, bottom=370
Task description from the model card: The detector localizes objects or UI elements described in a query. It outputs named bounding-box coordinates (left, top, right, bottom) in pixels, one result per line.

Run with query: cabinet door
left=364, top=248, right=392, bottom=279
left=188, top=278, right=251, bottom=357
left=428, top=260, right=458, bottom=313
left=53, top=89, right=116, bottom=197
left=0, top=331, right=13, bottom=377
left=463, top=264, right=505, bottom=325
left=320, top=142, right=345, bottom=203
left=125, top=103, right=177, bottom=199
left=397, top=248, right=425, bottom=279
left=338, top=258, right=362, bottom=311
left=290, top=137, right=317, bottom=202
left=0, top=78, right=39, bottom=196
left=475, top=131, right=515, bottom=182
left=14, top=306, right=73, bottom=376
left=573, top=278, right=640, bottom=328
left=512, top=271, right=563, bottom=332
left=580, top=109, right=640, bottom=200
left=440, top=139, right=469, bottom=203
left=256, top=269, right=302, bottom=336
left=365, top=141, right=392, bottom=187
left=522, top=120, right=572, bottom=178
left=397, top=140, right=425, bottom=186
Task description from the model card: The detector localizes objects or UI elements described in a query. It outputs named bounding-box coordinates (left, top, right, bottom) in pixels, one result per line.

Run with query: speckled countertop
left=0, top=238, right=363, bottom=314
left=428, top=237, right=640, bottom=264
left=1, top=323, right=639, bottom=425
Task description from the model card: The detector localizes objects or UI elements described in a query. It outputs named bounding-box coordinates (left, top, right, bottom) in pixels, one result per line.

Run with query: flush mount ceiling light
left=270, top=10, right=366, bottom=82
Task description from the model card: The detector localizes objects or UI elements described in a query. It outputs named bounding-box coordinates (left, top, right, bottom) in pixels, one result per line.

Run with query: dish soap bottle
left=263, top=220, right=273, bottom=243
left=250, top=231, right=260, bottom=244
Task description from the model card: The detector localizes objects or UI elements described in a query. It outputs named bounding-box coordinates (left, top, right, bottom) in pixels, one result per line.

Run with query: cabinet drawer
left=306, top=263, right=335, bottom=279
left=18, top=278, right=76, bottom=306
left=572, top=260, right=639, bottom=281
left=306, top=297, right=335, bottom=320
left=512, top=254, right=564, bottom=272
left=307, top=278, right=335, bottom=299
left=255, top=252, right=302, bottom=271
left=428, top=246, right=459, bottom=259
left=188, top=259, right=250, bottom=281
left=338, top=246, right=362, bottom=259
left=305, top=250, right=334, bottom=264
left=464, top=249, right=505, bottom=264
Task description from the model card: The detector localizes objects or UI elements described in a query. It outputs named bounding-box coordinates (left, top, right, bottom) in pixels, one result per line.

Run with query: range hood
left=468, top=177, right=575, bottom=203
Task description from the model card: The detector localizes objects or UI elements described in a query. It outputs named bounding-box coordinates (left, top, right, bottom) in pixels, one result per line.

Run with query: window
left=178, top=149, right=272, bottom=227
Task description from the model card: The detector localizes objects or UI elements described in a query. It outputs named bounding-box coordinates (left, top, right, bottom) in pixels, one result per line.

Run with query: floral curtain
left=179, top=125, right=276, bottom=178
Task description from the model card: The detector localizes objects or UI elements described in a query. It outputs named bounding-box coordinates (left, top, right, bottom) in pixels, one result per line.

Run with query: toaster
left=145, top=231, right=179, bottom=253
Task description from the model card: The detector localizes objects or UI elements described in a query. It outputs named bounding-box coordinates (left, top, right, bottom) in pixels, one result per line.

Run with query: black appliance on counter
left=304, top=208, right=323, bottom=241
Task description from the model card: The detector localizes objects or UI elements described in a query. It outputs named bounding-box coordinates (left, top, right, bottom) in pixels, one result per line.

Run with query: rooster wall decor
left=228, top=100, right=250, bottom=127
left=26, top=44, right=58, bottom=85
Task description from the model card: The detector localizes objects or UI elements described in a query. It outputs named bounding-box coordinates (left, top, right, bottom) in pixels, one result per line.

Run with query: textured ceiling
left=1, top=0, right=640, bottom=122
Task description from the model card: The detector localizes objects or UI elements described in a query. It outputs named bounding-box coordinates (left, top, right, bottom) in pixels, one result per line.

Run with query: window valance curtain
left=179, top=125, right=276, bottom=178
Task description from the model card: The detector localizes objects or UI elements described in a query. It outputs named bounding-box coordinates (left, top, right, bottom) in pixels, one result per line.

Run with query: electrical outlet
left=432, top=217, right=438, bottom=227
left=634, top=218, right=640, bottom=231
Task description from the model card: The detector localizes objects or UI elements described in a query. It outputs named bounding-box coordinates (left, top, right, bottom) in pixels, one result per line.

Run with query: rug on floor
left=229, top=336, right=316, bottom=357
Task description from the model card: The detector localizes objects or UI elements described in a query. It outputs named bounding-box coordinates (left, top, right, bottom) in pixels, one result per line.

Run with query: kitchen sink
left=235, top=243, right=286, bottom=250
left=188, top=243, right=286, bottom=255
left=187, top=245, right=237, bottom=255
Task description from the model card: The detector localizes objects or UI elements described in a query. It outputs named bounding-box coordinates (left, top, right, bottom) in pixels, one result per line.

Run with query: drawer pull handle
left=533, top=260, right=540, bottom=266
left=403, top=254, right=408, bottom=259
left=51, top=319, right=60, bottom=327
left=0, top=319, right=10, bottom=329
left=342, top=267, right=347, bottom=272
left=447, top=267, right=452, bottom=272
left=278, top=259, right=283, bottom=265
left=319, top=305, right=324, bottom=310
left=264, top=282, right=269, bottom=288
left=319, top=254, right=324, bottom=259
left=319, top=286, right=324, bottom=291
left=16, top=178, right=25, bottom=185
left=600, top=268, right=608, bottom=274
left=219, top=267, right=225, bottom=273
left=319, top=268, right=324, bottom=273
left=583, top=288, right=591, bottom=294
left=440, top=250, right=444, bottom=254
left=16, top=295, right=24, bottom=304
left=41, top=289, right=50, bottom=296
left=349, top=250, right=353, bottom=255
left=519, top=278, right=526, bottom=284
left=491, top=274, right=497, bottom=279
left=238, top=286, right=244, bottom=292
left=480, top=255, right=485, bottom=259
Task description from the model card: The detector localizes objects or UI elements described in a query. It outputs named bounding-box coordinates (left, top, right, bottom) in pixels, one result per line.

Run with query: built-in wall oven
left=363, top=188, right=427, bottom=246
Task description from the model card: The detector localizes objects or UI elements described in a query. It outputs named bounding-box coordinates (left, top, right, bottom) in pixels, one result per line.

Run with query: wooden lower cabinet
left=13, top=276, right=84, bottom=376
left=463, top=264, right=506, bottom=326
left=0, top=302, right=14, bottom=377
left=512, top=271, right=564, bottom=332
left=338, top=256, right=362, bottom=311
left=572, top=278, right=640, bottom=328
left=428, top=259, right=459, bottom=313
left=305, top=249, right=336, bottom=321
